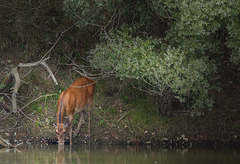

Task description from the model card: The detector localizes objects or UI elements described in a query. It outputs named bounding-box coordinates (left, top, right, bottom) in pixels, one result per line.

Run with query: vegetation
left=89, top=28, right=218, bottom=115
left=0, top=0, right=240, bottom=145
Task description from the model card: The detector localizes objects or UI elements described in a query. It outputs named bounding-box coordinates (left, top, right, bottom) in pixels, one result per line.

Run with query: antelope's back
left=57, top=77, right=95, bottom=107
left=71, top=77, right=95, bottom=96
left=68, top=77, right=95, bottom=104
left=57, top=77, right=95, bottom=116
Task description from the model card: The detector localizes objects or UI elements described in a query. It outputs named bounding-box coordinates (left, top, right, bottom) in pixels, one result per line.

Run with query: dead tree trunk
left=0, top=57, right=58, bottom=113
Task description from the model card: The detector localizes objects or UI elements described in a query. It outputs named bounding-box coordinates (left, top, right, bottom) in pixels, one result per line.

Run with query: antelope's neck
left=57, top=105, right=65, bottom=125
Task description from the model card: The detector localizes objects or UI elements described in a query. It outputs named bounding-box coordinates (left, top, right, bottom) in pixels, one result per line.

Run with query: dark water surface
left=0, top=144, right=239, bottom=164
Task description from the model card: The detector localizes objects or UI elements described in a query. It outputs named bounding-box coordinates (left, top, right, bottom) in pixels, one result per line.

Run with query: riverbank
left=0, top=53, right=240, bottom=149
left=1, top=104, right=240, bottom=149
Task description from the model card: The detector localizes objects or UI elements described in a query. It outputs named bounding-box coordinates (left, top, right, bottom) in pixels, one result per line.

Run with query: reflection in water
left=56, top=146, right=65, bottom=164
left=55, top=145, right=240, bottom=164
left=56, top=145, right=91, bottom=164
left=0, top=144, right=240, bottom=164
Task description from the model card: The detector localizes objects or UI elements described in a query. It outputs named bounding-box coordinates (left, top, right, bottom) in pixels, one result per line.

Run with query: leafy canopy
left=61, top=0, right=240, bottom=114
left=90, top=29, right=217, bottom=115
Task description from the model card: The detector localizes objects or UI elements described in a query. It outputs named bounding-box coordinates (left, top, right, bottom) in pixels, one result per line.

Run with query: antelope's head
left=56, top=123, right=66, bottom=146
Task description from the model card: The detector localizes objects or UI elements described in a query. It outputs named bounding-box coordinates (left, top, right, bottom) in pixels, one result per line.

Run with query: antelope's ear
left=63, top=124, right=67, bottom=129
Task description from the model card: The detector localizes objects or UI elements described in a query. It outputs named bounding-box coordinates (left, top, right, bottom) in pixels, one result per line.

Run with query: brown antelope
left=56, top=77, right=96, bottom=146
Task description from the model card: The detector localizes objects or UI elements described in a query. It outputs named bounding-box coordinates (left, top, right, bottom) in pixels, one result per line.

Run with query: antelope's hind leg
left=69, top=115, right=74, bottom=145
left=74, top=111, right=85, bottom=137
left=87, top=97, right=93, bottom=138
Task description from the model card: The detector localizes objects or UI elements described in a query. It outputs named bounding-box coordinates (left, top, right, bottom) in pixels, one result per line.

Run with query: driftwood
left=0, top=136, right=23, bottom=148
left=0, top=57, right=58, bottom=113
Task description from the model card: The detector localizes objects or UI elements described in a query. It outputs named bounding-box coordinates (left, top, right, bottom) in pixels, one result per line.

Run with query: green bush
left=161, top=0, right=240, bottom=66
left=89, top=29, right=218, bottom=115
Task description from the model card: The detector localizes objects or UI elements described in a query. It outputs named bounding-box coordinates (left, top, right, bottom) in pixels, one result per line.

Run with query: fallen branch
left=10, top=67, right=20, bottom=113
left=0, top=57, right=58, bottom=114
left=0, top=136, right=23, bottom=148
left=18, top=57, right=58, bottom=85
left=117, top=112, right=129, bottom=123
left=111, top=112, right=130, bottom=127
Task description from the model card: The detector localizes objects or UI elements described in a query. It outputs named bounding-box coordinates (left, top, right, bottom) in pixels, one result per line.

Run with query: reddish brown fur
left=56, top=77, right=95, bottom=145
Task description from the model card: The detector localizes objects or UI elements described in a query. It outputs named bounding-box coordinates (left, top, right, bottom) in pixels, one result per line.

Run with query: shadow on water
left=0, top=144, right=240, bottom=164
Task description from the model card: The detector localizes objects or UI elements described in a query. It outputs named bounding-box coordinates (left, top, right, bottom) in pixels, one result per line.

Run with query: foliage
left=62, top=0, right=240, bottom=115
left=126, top=98, right=167, bottom=133
left=0, top=0, right=63, bottom=55
left=1, top=0, right=240, bottom=116
left=63, top=0, right=116, bottom=28
left=0, top=84, right=5, bottom=91
left=89, top=29, right=218, bottom=114
left=62, top=0, right=154, bottom=34
left=153, top=0, right=240, bottom=65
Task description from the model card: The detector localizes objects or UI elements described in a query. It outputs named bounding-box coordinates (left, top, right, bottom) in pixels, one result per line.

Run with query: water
left=0, top=145, right=239, bottom=164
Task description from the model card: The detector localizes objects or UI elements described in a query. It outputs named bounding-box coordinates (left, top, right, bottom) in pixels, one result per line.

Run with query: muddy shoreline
left=2, top=132, right=240, bottom=149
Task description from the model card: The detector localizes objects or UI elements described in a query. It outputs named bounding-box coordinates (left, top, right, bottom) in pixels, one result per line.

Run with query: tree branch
left=10, top=67, right=20, bottom=113
left=0, top=136, right=23, bottom=148
left=18, top=57, right=58, bottom=85
left=0, top=57, right=58, bottom=114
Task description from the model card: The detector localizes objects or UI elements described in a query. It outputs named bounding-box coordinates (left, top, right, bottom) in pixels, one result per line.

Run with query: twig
left=116, top=79, right=124, bottom=96
left=18, top=93, right=57, bottom=113
left=40, top=23, right=77, bottom=60
left=20, top=111, right=37, bottom=123
left=15, top=142, right=23, bottom=148
left=117, top=112, right=129, bottom=123
left=111, top=112, right=130, bottom=127
left=18, top=94, right=56, bottom=123
left=0, top=94, right=56, bottom=121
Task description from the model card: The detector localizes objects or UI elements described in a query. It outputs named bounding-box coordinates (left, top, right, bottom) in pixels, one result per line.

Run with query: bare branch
left=0, top=136, right=17, bottom=148
left=10, top=67, right=20, bottom=113
left=18, top=57, right=49, bottom=67
left=40, top=61, right=58, bottom=85
left=18, top=57, right=58, bottom=85
left=40, top=23, right=77, bottom=60
left=0, top=57, right=58, bottom=115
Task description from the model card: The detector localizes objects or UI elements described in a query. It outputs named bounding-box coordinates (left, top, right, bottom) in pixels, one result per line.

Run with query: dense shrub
left=89, top=29, right=218, bottom=115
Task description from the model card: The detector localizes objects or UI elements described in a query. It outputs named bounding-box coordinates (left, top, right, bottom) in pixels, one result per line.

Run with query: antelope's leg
left=88, top=98, right=93, bottom=138
left=69, top=115, right=74, bottom=145
left=75, top=111, right=85, bottom=136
